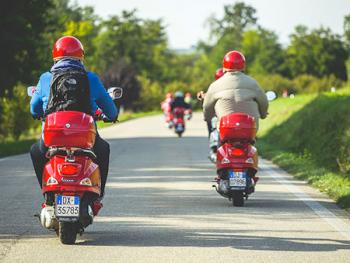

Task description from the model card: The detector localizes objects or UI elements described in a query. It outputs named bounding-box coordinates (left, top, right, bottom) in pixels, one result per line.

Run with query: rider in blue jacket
left=30, top=36, right=118, bottom=199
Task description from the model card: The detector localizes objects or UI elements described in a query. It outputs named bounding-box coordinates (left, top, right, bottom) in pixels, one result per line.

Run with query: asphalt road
left=0, top=113, right=350, bottom=263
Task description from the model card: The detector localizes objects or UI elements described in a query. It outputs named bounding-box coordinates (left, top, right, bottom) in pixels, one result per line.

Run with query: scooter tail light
left=231, top=148, right=245, bottom=157
left=60, top=164, right=78, bottom=175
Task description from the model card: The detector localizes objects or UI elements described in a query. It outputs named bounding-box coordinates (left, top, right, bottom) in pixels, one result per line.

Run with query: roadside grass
left=257, top=87, right=350, bottom=211
left=0, top=111, right=161, bottom=158
left=0, top=139, right=38, bottom=158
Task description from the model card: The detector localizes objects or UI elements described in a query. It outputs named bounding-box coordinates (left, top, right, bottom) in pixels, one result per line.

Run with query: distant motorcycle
left=28, top=86, right=123, bottom=244
left=173, top=107, right=186, bottom=137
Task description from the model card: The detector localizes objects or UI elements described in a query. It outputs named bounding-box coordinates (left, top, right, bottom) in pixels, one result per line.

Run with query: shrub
left=134, top=76, right=163, bottom=111
left=0, top=84, right=37, bottom=141
left=254, top=74, right=294, bottom=95
left=293, top=74, right=344, bottom=94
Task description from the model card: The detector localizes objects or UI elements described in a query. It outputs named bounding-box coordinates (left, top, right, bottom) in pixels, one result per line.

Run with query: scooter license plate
left=229, top=171, right=247, bottom=187
left=55, top=195, right=80, bottom=217
left=176, top=124, right=184, bottom=132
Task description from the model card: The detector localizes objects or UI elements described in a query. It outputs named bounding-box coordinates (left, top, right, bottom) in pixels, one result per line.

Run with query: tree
left=287, top=26, right=348, bottom=81
left=102, top=60, right=141, bottom=109
left=344, top=14, right=350, bottom=49
left=208, top=2, right=257, bottom=45
left=241, top=28, right=287, bottom=76
left=344, top=14, right=350, bottom=81
left=92, top=10, right=169, bottom=108
left=0, top=0, right=55, bottom=96
left=204, top=2, right=258, bottom=72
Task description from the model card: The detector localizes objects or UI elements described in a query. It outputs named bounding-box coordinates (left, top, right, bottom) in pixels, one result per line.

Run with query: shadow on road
left=0, top=136, right=349, bottom=254
left=80, top=224, right=350, bottom=252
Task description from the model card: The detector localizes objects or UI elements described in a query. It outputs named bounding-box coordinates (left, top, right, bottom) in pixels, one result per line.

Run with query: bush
left=293, top=74, right=344, bottom=94
left=134, top=76, right=163, bottom=111
left=254, top=74, right=294, bottom=95
left=0, top=84, right=37, bottom=141
left=253, top=73, right=344, bottom=96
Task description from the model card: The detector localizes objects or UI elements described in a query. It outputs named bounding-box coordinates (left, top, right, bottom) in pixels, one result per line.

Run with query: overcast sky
left=76, top=0, right=350, bottom=49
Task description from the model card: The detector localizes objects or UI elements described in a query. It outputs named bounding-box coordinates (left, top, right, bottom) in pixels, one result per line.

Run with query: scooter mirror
left=27, top=86, right=36, bottom=97
left=108, top=87, right=123, bottom=100
left=266, top=91, right=277, bottom=101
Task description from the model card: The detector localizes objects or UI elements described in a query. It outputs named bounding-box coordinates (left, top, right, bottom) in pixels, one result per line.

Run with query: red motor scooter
left=173, top=107, right=186, bottom=137
left=28, top=87, right=122, bottom=244
left=213, top=113, right=258, bottom=207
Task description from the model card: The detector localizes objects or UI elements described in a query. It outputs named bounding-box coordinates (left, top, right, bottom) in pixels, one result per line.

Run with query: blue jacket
left=30, top=59, right=118, bottom=122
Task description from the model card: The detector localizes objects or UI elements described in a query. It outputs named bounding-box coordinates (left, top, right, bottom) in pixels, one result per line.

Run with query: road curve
left=0, top=113, right=350, bottom=263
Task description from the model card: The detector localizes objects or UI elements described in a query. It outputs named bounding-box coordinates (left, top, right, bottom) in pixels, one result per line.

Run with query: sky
left=76, top=0, right=350, bottom=49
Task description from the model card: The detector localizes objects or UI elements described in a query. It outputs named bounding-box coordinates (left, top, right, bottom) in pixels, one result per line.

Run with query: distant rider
left=29, top=36, right=118, bottom=200
left=171, top=91, right=191, bottom=111
left=161, top=92, right=174, bottom=127
left=197, top=68, right=224, bottom=137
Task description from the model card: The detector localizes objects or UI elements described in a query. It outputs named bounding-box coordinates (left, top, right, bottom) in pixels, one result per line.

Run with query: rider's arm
left=30, top=75, right=45, bottom=118
left=89, top=73, right=118, bottom=121
left=203, top=84, right=216, bottom=122
left=170, top=101, right=175, bottom=111
left=254, top=82, right=269, bottom=119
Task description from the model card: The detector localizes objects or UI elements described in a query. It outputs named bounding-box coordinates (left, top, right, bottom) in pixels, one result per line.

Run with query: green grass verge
left=0, top=111, right=161, bottom=158
left=96, top=110, right=160, bottom=129
left=0, top=139, right=38, bottom=158
left=257, top=87, right=350, bottom=211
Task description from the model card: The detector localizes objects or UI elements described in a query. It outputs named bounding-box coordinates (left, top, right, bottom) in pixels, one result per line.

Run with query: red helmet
left=52, top=36, right=84, bottom=61
left=215, top=68, right=224, bottom=80
left=222, top=51, right=245, bottom=71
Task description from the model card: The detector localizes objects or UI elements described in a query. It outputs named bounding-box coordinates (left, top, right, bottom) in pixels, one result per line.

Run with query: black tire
left=232, top=190, right=244, bottom=207
left=177, top=132, right=182, bottom=138
left=59, top=222, right=78, bottom=245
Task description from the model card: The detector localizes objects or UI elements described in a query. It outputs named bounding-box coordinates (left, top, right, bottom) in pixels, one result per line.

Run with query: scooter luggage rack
left=46, top=147, right=97, bottom=161
left=222, top=138, right=256, bottom=145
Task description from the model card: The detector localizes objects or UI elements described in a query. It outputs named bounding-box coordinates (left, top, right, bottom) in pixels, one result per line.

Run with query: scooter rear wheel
left=59, top=222, right=78, bottom=244
left=232, top=190, right=244, bottom=207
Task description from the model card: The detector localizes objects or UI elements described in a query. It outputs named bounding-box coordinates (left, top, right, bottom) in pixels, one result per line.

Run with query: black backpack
left=45, top=68, right=91, bottom=117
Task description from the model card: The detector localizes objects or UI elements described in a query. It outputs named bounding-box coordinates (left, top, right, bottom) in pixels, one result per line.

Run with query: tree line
left=0, top=0, right=350, bottom=140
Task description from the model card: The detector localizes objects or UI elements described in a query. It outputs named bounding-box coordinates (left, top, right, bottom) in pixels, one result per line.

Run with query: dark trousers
left=207, top=120, right=212, bottom=138
left=30, top=134, right=110, bottom=196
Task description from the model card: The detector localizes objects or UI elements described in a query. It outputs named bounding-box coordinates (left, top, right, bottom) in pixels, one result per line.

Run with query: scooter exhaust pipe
left=40, top=206, right=58, bottom=229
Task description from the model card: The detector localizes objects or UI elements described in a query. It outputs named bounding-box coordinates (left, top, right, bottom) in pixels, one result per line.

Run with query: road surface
left=0, top=113, right=349, bottom=262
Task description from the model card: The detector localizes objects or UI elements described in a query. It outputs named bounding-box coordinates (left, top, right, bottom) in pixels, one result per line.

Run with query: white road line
left=261, top=160, right=350, bottom=241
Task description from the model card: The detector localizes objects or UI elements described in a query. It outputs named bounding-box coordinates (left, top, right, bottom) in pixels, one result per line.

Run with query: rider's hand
left=102, top=114, right=119, bottom=123
left=197, top=91, right=206, bottom=101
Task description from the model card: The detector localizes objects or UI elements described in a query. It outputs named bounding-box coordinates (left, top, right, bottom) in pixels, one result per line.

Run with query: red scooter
left=213, top=113, right=258, bottom=207
left=28, top=87, right=122, bottom=244
left=173, top=107, right=186, bottom=137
